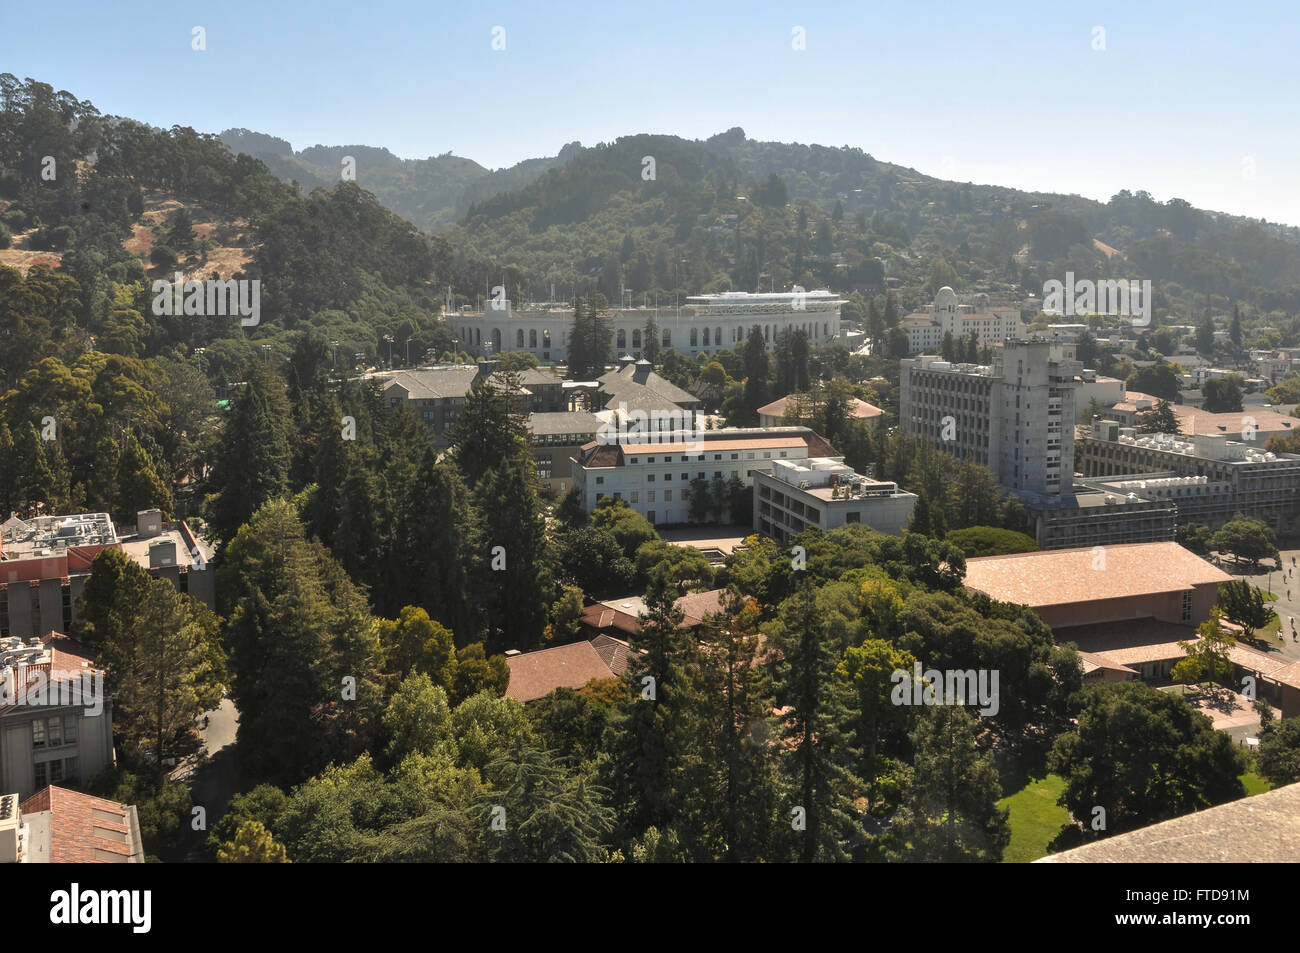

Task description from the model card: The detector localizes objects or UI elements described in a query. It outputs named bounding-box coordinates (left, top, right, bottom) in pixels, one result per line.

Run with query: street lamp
left=451, top=338, right=459, bottom=363
left=382, top=333, right=394, bottom=368
left=330, top=340, right=340, bottom=370
left=405, top=338, right=412, bottom=366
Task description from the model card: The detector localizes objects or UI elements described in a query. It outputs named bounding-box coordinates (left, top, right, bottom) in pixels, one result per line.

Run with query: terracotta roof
left=1037, top=781, right=1300, bottom=863
left=1077, top=650, right=1139, bottom=676
left=590, top=634, right=634, bottom=675
left=19, top=785, right=141, bottom=863
left=964, top=543, right=1230, bottom=608
left=1172, top=405, right=1298, bottom=436
left=757, top=394, right=883, bottom=421
left=504, top=641, right=615, bottom=702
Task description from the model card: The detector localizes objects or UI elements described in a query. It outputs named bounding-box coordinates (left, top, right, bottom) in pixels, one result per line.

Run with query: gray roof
left=527, top=411, right=602, bottom=436
left=1036, top=781, right=1300, bottom=863
left=513, top=368, right=564, bottom=387
left=599, top=364, right=700, bottom=408
left=382, top=366, right=479, bottom=400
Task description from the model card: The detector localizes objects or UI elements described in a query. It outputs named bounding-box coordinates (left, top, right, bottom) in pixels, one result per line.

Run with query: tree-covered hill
left=219, top=128, right=581, bottom=233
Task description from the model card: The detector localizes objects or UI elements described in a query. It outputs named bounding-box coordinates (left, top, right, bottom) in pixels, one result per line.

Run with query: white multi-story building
left=899, top=340, right=1082, bottom=498
left=570, top=426, right=838, bottom=526
left=450, top=290, right=844, bottom=363
left=901, top=287, right=1026, bottom=355
left=754, top=459, right=916, bottom=544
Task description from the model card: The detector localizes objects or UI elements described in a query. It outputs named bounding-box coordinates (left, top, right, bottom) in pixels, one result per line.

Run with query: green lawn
left=998, top=773, right=1069, bottom=863
left=998, top=771, right=1273, bottom=863
left=1240, top=769, right=1272, bottom=796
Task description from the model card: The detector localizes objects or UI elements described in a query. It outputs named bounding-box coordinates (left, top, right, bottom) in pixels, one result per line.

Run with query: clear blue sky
left=5, top=0, right=1298, bottom=224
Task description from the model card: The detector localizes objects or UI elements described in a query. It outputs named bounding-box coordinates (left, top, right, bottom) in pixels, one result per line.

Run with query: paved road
left=1222, top=547, right=1300, bottom=664
left=163, top=697, right=241, bottom=862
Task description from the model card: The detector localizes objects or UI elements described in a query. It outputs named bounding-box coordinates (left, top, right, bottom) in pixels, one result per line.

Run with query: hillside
left=218, top=128, right=581, bottom=233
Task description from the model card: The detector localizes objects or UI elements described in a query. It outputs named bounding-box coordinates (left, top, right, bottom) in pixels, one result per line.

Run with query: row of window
left=33, top=714, right=78, bottom=750
left=34, top=757, right=79, bottom=789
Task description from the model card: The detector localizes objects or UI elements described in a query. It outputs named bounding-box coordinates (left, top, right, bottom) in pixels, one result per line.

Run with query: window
left=731, top=453, right=739, bottom=460
left=1181, top=591, right=1193, bottom=623
left=664, top=490, right=673, bottom=501
left=714, top=454, right=722, bottom=461
left=32, top=720, right=45, bottom=749
left=647, top=457, right=655, bottom=463
left=631, top=491, right=639, bottom=503
left=845, top=512, right=861, bottom=524
left=681, top=473, right=689, bottom=481
left=647, top=474, right=655, bottom=482
left=595, top=476, right=604, bottom=485
left=714, top=472, right=722, bottom=479
left=648, top=490, right=656, bottom=502
left=664, top=473, right=671, bottom=480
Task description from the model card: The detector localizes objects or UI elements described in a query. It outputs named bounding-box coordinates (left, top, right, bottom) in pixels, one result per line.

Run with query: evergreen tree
left=643, top=315, right=660, bottom=363
left=111, top=432, right=173, bottom=523
left=770, top=577, right=863, bottom=861
left=894, top=705, right=1010, bottom=862
left=477, top=739, right=613, bottom=862
left=601, top=567, right=692, bottom=845
left=206, top=363, right=291, bottom=544
left=449, top=371, right=529, bottom=487
left=1230, top=303, right=1242, bottom=350
left=103, top=576, right=227, bottom=764
left=218, top=499, right=384, bottom=786
left=677, top=589, right=778, bottom=860
left=474, top=455, right=551, bottom=651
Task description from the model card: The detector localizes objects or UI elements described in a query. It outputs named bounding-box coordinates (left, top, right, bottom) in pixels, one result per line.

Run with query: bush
left=150, top=243, right=178, bottom=271
left=0, top=223, right=9, bottom=249
left=945, top=526, right=1038, bottom=557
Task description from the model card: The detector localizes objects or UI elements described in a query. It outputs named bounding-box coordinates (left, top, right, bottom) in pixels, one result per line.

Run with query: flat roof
left=963, top=542, right=1230, bottom=608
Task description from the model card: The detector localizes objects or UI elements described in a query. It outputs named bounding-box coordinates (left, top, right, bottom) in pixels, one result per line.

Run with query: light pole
left=260, top=343, right=271, bottom=364
left=405, top=338, right=412, bottom=366
left=383, top=333, right=394, bottom=368
left=330, top=340, right=339, bottom=370
left=452, top=338, right=459, bottom=363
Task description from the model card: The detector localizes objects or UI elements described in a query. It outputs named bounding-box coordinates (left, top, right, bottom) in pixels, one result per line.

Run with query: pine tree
left=474, top=455, right=550, bottom=651
left=449, top=371, right=529, bottom=487
left=601, top=567, right=692, bottom=845
left=677, top=589, right=778, bottom=860
left=111, top=432, right=173, bottom=523
left=895, top=705, right=1010, bottom=862
left=218, top=499, right=383, bottom=786
left=103, top=576, right=227, bottom=764
left=771, top=577, right=863, bottom=861
left=1230, top=303, right=1243, bottom=350
left=207, top=363, right=291, bottom=544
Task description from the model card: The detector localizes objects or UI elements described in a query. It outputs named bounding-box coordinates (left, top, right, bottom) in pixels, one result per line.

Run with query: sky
left=4, top=0, right=1299, bottom=224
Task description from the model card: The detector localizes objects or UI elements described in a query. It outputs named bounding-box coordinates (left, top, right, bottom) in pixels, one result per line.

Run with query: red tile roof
left=964, top=543, right=1230, bottom=608
left=19, top=785, right=140, bottom=863
left=504, top=641, right=616, bottom=702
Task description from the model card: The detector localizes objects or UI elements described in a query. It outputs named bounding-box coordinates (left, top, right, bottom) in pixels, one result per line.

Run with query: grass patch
left=1240, top=769, right=1272, bottom=796
left=997, top=773, right=1069, bottom=863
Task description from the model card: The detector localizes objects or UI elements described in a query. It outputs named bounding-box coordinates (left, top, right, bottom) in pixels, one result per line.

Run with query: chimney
left=0, top=794, right=20, bottom=863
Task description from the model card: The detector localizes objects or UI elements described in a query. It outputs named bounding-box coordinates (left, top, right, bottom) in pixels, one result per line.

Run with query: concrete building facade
left=450, top=291, right=844, bottom=362
left=754, top=459, right=916, bottom=544
left=900, top=340, right=1081, bottom=498
left=571, top=427, right=837, bottom=526
left=901, top=287, right=1026, bottom=355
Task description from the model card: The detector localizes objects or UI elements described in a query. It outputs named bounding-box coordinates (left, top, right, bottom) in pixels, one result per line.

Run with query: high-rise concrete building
left=900, top=340, right=1082, bottom=499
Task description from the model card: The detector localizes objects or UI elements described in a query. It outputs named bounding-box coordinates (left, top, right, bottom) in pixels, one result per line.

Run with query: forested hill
left=218, top=127, right=582, bottom=233
left=445, top=126, right=1300, bottom=322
